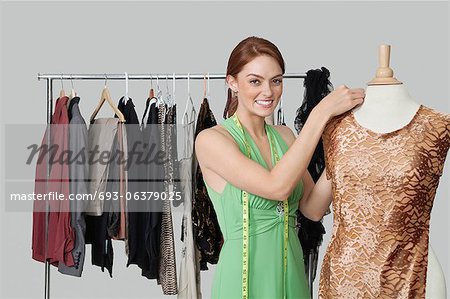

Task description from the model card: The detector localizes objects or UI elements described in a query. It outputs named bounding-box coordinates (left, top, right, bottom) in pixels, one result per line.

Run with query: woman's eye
left=273, top=78, right=282, bottom=84
left=250, top=79, right=260, bottom=85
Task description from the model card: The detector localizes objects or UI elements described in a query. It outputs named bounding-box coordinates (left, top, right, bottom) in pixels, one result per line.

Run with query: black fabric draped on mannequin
left=294, top=67, right=333, bottom=284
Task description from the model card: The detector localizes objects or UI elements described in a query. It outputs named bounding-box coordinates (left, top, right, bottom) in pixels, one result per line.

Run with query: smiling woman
left=195, top=36, right=364, bottom=298
left=223, top=37, right=285, bottom=120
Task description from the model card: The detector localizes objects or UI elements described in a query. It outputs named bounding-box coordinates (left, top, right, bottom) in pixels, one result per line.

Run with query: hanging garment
left=156, top=102, right=178, bottom=295
left=178, top=103, right=202, bottom=299
left=106, top=98, right=131, bottom=242
left=319, top=106, right=450, bottom=298
left=119, top=98, right=149, bottom=270
left=167, top=104, right=183, bottom=207
left=103, top=121, right=128, bottom=241
left=205, top=116, right=310, bottom=298
left=192, top=98, right=223, bottom=270
left=85, top=118, right=119, bottom=216
left=277, top=105, right=286, bottom=126
left=84, top=117, right=120, bottom=278
left=293, top=67, right=332, bottom=286
left=32, top=96, right=75, bottom=267
left=140, top=99, right=163, bottom=280
left=294, top=67, right=332, bottom=181
left=58, top=97, right=88, bottom=277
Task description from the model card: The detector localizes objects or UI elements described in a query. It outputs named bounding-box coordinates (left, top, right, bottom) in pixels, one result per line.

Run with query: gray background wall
left=1, top=1, right=448, bottom=298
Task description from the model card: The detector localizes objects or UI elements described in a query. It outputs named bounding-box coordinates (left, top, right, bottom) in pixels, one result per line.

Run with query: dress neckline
left=238, top=120, right=276, bottom=171
left=349, top=104, right=423, bottom=137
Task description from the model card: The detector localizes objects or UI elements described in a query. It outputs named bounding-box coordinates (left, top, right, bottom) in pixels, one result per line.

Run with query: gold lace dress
left=319, top=105, right=450, bottom=298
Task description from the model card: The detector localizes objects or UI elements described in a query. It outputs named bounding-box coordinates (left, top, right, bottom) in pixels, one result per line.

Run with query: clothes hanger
left=148, top=74, right=155, bottom=99
left=90, top=74, right=126, bottom=123
left=67, top=75, right=77, bottom=107
left=155, top=74, right=164, bottom=106
left=148, top=75, right=159, bottom=107
left=148, top=74, right=157, bottom=105
left=59, top=74, right=66, bottom=98
left=141, top=74, right=152, bottom=127
left=122, top=71, right=130, bottom=104
left=163, top=73, right=173, bottom=107
left=141, top=74, right=158, bottom=126
left=70, top=74, right=76, bottom=99
left=277, top=95, right=286, bottom=125
left=172, top=72, right=176, bottom=107
left=182, top=73, right=195, bottom=126
left=203, top=73, right=207, bottom=99
left=207, top=72, right=210, bottom=100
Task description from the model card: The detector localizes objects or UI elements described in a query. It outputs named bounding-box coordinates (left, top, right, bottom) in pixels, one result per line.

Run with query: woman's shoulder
left=195, top=124, right=238, bottom=147
left=269, top=124, right=296, bottom=147
left=194, top=125, right=241, bottom=168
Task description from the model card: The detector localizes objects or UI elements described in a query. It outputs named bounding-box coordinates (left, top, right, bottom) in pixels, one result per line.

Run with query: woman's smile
left=255, top=99, right=274, bottom=109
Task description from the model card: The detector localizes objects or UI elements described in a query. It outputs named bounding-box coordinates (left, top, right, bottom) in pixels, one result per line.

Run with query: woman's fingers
left=317, top=85, right=366, bottom=118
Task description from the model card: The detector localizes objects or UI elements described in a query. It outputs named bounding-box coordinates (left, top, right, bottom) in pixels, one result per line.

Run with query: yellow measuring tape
left=231, top=114, right=289, bottom=299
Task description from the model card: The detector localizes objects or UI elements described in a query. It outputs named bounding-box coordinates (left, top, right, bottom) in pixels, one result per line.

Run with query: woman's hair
left=223, top=36, right=285, bottom=119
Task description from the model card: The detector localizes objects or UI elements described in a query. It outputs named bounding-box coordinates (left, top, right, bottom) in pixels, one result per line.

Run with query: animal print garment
left=319, top=105, right=450, bottom=299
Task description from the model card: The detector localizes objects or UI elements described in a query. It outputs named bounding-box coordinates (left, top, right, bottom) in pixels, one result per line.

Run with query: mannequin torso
left=353, top=84, right=420, bottom=133
left=352, top=83, right=446, bottom=299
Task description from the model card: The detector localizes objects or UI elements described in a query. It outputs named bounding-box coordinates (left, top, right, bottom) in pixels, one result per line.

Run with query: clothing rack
left=37, top=72, right=308, bottom=299
left=38, top=73, right=307, bottom=81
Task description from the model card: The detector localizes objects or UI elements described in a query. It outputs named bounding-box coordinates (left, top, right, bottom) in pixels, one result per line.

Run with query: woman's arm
left=195, top=110, right=328, bottom=201
left=278, top=125, right=332, bottom=220
left=299, top=171, right=332, bottom=221
left=195, top=85, right=363, bottom=202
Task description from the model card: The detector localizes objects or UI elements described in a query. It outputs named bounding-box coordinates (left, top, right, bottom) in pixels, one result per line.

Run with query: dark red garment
left=32, top=96, right=75, bottom=267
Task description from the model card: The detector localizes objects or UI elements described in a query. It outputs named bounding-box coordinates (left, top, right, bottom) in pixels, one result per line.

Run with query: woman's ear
left=226, top=74, right=238, bottom=92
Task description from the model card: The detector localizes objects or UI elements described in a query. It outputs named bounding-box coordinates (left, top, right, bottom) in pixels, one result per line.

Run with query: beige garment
left=111, top=122, right=128, bottom=241
left=178, top=106, right=202, bottom=299
left=86, top=118, right=119, bottom=216
left=319, top=105, right=450, bottom=298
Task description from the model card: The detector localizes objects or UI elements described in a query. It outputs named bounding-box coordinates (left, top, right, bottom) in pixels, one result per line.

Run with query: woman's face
left=228, top=55, right=283, bottom=118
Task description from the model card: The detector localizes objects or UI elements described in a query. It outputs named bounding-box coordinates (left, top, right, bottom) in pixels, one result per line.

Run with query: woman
left=195, top=36, right=364, bottom=298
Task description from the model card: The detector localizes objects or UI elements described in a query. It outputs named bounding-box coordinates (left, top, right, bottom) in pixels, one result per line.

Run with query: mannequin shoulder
left=422, top=106, right=450, bottom=129
left=271, top=125, right=296, bottom=147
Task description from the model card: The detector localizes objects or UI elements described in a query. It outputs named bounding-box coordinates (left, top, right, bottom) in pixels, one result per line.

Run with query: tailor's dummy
left=353, top=44, right=447, bottom=299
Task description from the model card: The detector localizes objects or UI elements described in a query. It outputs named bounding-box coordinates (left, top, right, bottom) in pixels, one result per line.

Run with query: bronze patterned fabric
left=156, top=103, right=178, bottom=295
left=319, top=105, right=450, bottom=298
left=193, top=98, right=223, bottom=270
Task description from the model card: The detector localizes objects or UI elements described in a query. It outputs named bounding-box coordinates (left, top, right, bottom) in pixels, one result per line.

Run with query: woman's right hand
left=314, top=85, right=365, bottom=120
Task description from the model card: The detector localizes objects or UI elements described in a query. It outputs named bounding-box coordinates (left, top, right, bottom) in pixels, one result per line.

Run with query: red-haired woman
left=195, top=36, right=364, bottom=298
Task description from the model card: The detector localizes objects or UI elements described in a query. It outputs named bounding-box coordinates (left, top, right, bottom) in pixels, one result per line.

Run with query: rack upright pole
left=44, top=78, right=53, bottom=299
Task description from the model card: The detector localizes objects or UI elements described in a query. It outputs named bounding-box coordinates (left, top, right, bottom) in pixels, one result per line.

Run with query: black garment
left=277, top=104, right=286, bottom=126
left=85, top=112, right=126, bottom=278
left=294, top=67, right=332, bottom=284
left=192, top=98, right=223, bottom=270
left=294, top=67, right=332, bottom=182
left=104, top=131, right=122, bottom=239
left=140, top=99, right=163, bottom=279
left=85, top=214, right=114, bottom=277
left=115, top=98, right=149, bottom=271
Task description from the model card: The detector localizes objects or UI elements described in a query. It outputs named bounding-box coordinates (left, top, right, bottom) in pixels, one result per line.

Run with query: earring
left=232, top=90, right=238, bottom=98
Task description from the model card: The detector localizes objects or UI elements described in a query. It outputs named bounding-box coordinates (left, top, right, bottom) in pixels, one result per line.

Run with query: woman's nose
left=262, top=82, right=273, bottom=98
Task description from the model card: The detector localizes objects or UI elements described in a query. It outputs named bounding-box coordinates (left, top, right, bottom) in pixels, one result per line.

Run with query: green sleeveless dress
left=204, top=117, right=310, bottom=298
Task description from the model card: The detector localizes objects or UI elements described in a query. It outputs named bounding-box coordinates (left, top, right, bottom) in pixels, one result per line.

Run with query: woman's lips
left=255, top=99, right=274, bottom=108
